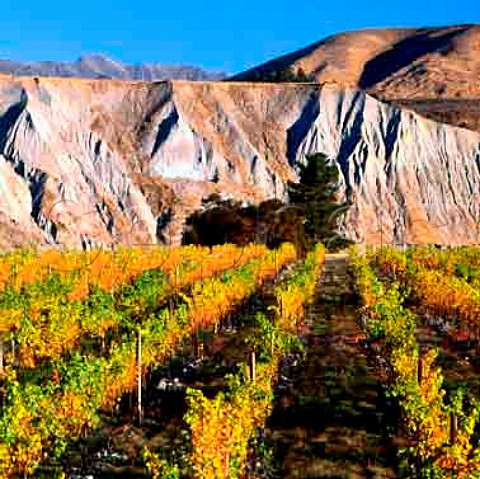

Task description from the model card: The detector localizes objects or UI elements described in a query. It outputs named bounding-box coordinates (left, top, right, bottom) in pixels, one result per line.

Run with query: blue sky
left=0, top=0, right=479, bottom=74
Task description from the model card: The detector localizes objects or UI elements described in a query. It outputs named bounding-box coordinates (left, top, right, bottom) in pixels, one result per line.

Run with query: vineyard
left=2, top=243, right=480, bottom=478
left=0, top=243, right=324, bottom=478
left=352, top=246, right=480, bottom=478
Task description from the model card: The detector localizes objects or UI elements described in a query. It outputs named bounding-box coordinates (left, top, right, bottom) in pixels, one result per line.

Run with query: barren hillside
left=232, top=25, right=480, bottom=131
left=0, top=74, right=479, bottom=248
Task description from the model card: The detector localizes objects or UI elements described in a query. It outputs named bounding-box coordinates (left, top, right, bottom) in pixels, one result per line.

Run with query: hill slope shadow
left=359, top=25, right=471, bottom=90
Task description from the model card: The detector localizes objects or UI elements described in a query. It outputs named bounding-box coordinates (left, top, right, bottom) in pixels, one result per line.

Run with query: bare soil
left=260, top=255, right=397, bottom=479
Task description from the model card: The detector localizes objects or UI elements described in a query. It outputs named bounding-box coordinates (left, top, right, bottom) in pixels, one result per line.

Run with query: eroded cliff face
left=0, top=75, right=479, bottom=248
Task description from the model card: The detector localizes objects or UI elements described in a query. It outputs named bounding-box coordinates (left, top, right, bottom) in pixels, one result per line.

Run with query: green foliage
left=184, top=197, right=248, bottom=246
left=287, top=153, right=350, bottom=250
left=117, top=269, right=169, bottom=320
left=142, top=447, right=180, bottom=479
left=183, top=197, right=304, bottom=249
left=250, top=66, right=313, bottom=83
left=454, top=262, right=480, bottom=283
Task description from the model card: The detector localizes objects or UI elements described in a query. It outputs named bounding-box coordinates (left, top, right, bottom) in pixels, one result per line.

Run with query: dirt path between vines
left=263, top=254, right=397, bottom=479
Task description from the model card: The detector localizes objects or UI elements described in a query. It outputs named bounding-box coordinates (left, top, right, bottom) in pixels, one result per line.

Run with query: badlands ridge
left=0, top=73, right=479, bottom=248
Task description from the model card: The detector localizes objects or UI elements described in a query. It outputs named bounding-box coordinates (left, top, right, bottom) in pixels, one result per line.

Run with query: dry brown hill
left=233, top=25, right=480, bottom=131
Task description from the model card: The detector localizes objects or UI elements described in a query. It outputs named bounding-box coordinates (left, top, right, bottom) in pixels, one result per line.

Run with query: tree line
left=182, top=153, right=351, bottom=253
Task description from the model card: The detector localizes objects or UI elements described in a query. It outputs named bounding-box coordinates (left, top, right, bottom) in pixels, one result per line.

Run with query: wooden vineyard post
left=0, top=337, right=3, bottom=375
left=197, top=339, right=204, bottom=360
left=137, top=327, right=143, bottom=426
left=224, top=451, right=230, bottom=479
left=191, top=328, right=198, bottom=363
left=417, top=354, right=423, bottom=384
left=449, top=410, right=458, bottom=445
left=0, top=336, right=4, bottom=409
left=169, top=297, right=174, bottom=323
left=248, top=350, right=256, bottom=382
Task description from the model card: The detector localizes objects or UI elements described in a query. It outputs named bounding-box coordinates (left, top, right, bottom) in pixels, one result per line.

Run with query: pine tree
left=287, top=152, right=349, bottom=249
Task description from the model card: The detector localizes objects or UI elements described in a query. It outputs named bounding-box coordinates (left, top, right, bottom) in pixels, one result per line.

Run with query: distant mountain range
left=0, top=54, right=226, bottom=81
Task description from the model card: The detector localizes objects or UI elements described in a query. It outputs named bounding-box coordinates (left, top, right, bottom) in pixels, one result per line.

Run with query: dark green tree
left=287, top=152, right=350, bottom=250
left=253, top=66, right=312, bottom=83
left=182, top=196, right=305, bottom=249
